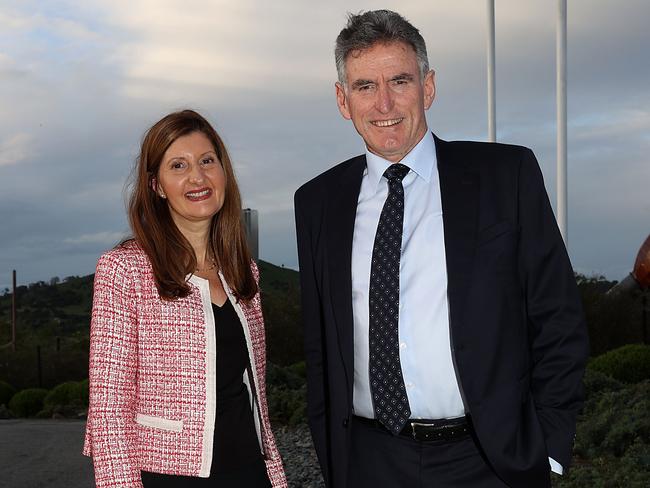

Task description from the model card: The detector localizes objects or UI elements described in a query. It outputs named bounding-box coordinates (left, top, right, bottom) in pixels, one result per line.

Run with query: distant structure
left=242, top=208, right=259, bottom=261
left=606, top=234, right=650, bottom=345
left=608, top=234, right=650, bottom=296
left=1, top=269, right=17, bottom=352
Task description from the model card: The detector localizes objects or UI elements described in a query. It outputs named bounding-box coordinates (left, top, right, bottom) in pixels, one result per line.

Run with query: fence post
left=37, top=345, right=42, bottom=388
left=11, top=270, right=17, bottom=352
left=643, top=293, right=648, bottom=345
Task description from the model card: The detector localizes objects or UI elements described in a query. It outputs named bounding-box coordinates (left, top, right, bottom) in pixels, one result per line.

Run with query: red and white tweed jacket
left=83, top=240, right=287, bottom=487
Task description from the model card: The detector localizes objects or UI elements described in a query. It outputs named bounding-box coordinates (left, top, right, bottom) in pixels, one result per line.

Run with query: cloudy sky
left=0, top=0, right=648, bottom=290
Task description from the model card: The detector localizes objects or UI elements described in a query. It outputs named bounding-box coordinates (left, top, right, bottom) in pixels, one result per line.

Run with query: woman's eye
left=201, top=157, right=214, bottom=165
left=171, top=161, right=186, bottom=170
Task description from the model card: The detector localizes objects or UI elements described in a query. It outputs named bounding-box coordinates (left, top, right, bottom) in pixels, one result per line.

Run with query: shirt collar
left=365, top=131, right=436, bottom=190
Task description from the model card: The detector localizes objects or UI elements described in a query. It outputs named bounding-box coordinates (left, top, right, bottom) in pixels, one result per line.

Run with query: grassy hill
left=0, top=260, right=302, bottom=389
left=256, top=261, right=303, bottom=365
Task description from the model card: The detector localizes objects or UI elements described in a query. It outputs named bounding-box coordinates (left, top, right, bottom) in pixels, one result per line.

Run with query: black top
left=141, top=299, right=267, bottom=487
left=211, top=299, right=262, bottom=472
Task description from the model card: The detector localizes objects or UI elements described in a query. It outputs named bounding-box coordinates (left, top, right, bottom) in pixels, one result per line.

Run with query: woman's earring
left=151, top=177, right=166, bottom=199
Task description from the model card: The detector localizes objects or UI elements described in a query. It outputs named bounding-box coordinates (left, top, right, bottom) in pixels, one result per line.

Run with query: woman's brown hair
left=127, top=109, right=257, bottom=301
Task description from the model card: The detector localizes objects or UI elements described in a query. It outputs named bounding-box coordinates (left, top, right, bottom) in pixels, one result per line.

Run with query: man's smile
left=371, top=117, right=404, bottom=127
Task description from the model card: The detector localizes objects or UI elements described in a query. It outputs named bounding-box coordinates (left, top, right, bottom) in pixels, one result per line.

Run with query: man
left=294, top=10, right=588, bottom=488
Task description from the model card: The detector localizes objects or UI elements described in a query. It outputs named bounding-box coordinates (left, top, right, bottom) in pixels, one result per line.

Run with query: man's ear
left=423, top=70, right=436, bottom=110
left=335, top=82, right=352, bottom=120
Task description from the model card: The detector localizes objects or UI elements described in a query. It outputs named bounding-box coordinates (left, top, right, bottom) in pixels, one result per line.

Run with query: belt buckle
left=409, top=421, right=431, bottom=441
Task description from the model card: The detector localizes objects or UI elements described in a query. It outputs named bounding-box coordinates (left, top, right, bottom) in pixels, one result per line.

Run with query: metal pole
left=11, top=270, right=16, bottom=352
left=557, top=0, right=568, bottom=243
left=37, top=345, right=42, bottom=388
left=643, top=294, right=648, bottom=345
left=487, top=0, right=497, bottom=142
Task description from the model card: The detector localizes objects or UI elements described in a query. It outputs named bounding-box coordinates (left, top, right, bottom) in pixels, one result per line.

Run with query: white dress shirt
left=349, top=131, right=563, bottom=475
left=351, top=131, right=466, bottom=420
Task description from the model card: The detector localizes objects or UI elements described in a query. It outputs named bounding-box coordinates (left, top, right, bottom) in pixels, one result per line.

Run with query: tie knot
left=383, top=163, right=410, bottom=182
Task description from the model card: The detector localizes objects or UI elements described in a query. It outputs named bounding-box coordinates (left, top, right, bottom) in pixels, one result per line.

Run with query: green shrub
left=267, top=362, right=305, bottom=390
left=553, top=440, right=650, bottom=488
left=266, top=362, right=307, bottom=426
left=267, top=384, right=306, bottom=426
left=0, top=380, right=16, bottom=406
left=575, top=381, right=650, bottom=458
left=577, top=275, right=644, bottom=357
left=555, top=373, right=650, bottom=487
left=35, top=409, right=53, bottom=419
left=37, top=380, right=89, bottom=417
left=582, top=369, right=623, bottom=399
left=588, top=344, right=650, bottom=383
left=8, top=388, right=48, bottom=417
left=44, top=381, right=83, bottom=409
left=287, top=361, right=306, bottom=379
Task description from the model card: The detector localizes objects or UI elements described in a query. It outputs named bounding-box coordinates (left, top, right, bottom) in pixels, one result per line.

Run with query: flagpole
left=487, top=0, right=496, bottom=142
left=557, top=0, right=568, bottom=243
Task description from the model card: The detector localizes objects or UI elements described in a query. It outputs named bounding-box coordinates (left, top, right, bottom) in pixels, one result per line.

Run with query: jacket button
left=342, top=418, right=349, bottom=428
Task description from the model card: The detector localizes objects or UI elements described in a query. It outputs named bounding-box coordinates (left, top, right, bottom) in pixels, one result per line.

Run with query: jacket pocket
left=135, top=413, right=183, bottom=432
left=477, top=220, right=514, bottom=247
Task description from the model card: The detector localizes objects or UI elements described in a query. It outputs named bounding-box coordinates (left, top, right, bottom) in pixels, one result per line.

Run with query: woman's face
left=156, top=131, right=226, bottom=229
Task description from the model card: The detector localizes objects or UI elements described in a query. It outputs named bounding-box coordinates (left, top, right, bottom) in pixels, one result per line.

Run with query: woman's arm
left=85, top=252, right=143, bottom=488
left=248, top=260, right=288, bottom=488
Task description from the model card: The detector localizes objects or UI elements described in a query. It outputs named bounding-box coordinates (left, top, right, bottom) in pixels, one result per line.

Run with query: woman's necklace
left=196, top=259, right=217, bottom=273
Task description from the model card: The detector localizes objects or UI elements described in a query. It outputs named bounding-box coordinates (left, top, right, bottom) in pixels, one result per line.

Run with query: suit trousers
left=346, top=416, right=512, bottom=488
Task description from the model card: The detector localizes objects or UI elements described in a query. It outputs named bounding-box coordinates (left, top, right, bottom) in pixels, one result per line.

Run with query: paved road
left=0, top=419, right=94, bottom=488
left=0, top=420, right=325, bottom=487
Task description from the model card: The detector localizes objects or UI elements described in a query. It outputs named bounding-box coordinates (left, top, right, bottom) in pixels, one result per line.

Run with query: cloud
left=0, top=0, right=648, bottom=287
left=0, top=6, right=104, bottom=46
left=0, top=10, right=34, bottom=30
left=64, top=231, right=126, bottom=246
left=0, top=53, right=16, bottom=69
left=572, top=109, right=650, bottom=142
left=0, top=134, right=35, bottom=166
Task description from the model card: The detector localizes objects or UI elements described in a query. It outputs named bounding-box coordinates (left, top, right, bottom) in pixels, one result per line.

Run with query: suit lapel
left=435, top=135, right=480, bottom=330
left=325, top=155, right=365, bottom=393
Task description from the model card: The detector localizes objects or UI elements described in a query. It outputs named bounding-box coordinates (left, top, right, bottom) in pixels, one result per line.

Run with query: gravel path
left=0, top=419, right=324, bottom=487
left=273, top=424, right=325, bottom=488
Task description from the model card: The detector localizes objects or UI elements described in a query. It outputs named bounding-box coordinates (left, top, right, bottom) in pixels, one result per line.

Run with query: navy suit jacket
left=294, top=135, right=589, bottom=488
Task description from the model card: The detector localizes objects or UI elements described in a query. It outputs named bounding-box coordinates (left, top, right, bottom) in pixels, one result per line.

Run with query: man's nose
left=375, top=83, right=394, bottom=113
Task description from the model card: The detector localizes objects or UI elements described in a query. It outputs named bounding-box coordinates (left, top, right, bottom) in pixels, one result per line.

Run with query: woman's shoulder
left=249, top=258, right=260, bottom=282
left=96, top=239, right=150, bottom=272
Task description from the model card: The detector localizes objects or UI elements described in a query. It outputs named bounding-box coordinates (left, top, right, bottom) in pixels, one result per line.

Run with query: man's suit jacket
left=294, top=135, right=589, bottom=488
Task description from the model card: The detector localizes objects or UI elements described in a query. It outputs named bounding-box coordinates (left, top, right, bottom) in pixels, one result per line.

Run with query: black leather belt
left=354, top=415, right=472, bottom=442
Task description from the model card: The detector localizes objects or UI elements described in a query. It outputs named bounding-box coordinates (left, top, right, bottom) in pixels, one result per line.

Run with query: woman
left=83, top=110, right=287, bottom=488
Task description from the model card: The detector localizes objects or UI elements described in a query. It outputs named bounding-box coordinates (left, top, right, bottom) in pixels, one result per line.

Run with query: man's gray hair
left=335, top=10, right=429, bottom=85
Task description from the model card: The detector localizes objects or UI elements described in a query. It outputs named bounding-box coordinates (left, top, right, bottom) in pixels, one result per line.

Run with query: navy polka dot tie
left=369, top=163, right=411, bottom=435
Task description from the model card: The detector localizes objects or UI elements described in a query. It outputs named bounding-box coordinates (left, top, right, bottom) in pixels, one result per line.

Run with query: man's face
left=336, top=41, right=435, bottom=162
